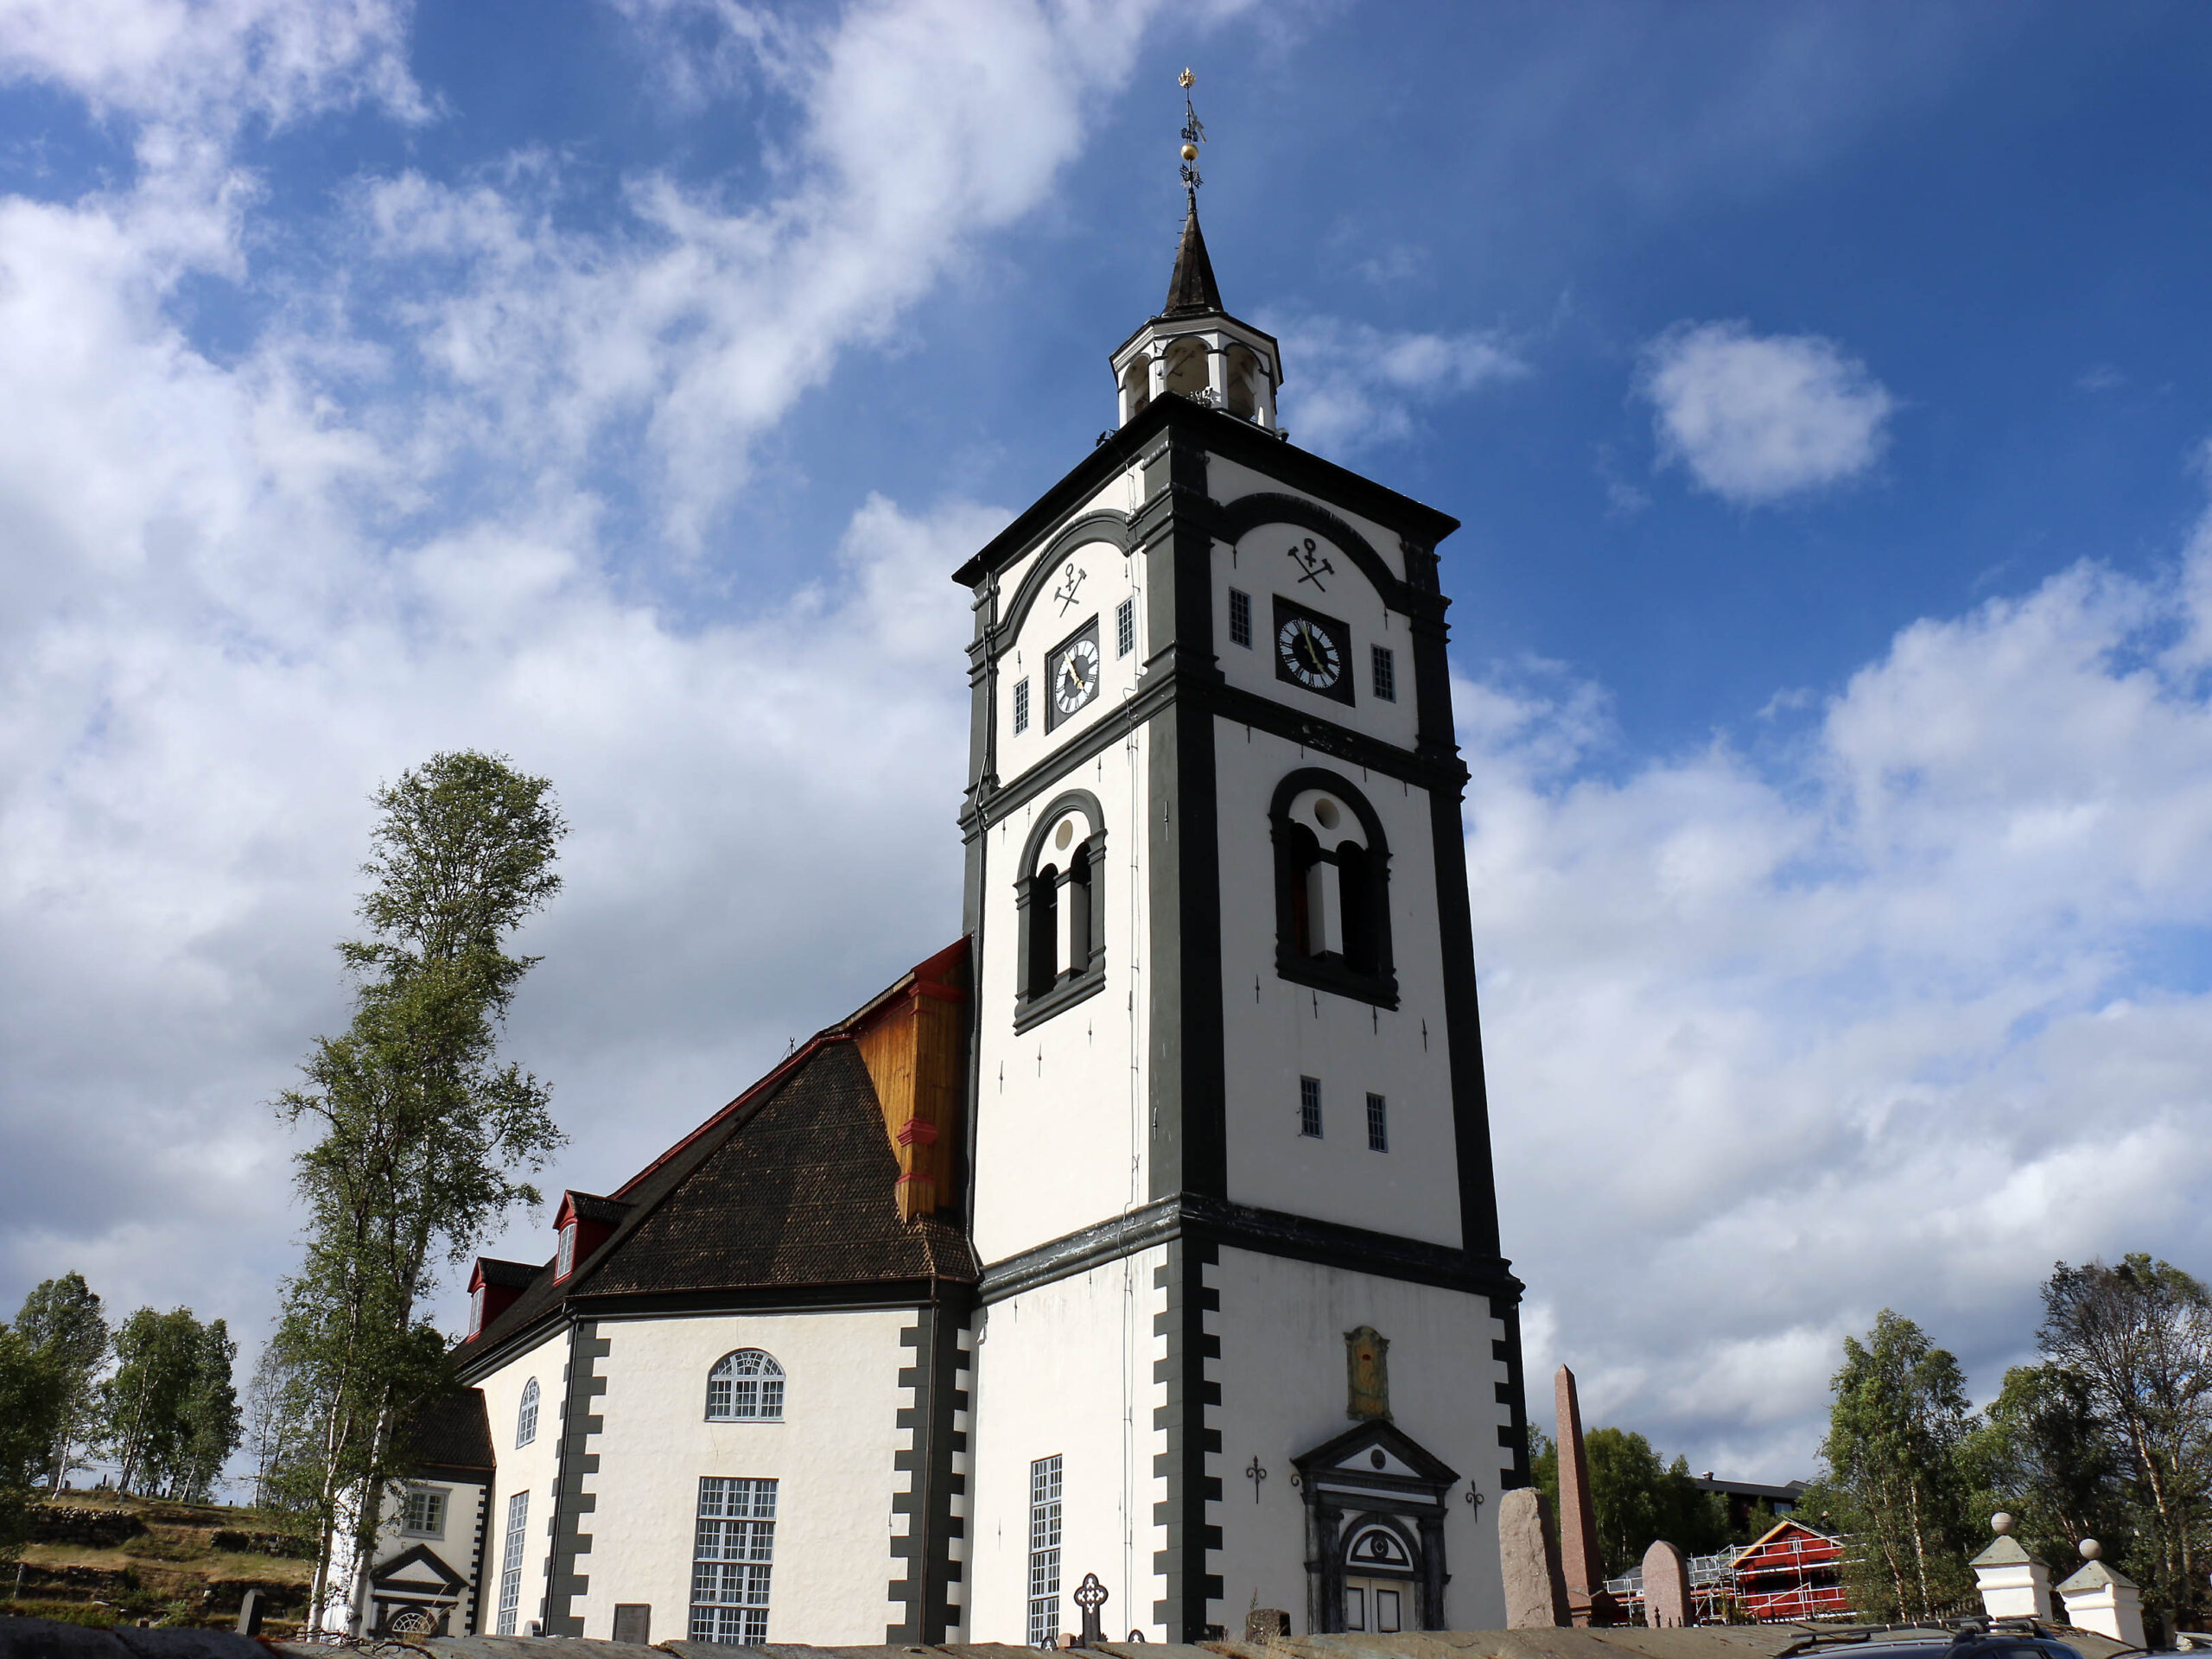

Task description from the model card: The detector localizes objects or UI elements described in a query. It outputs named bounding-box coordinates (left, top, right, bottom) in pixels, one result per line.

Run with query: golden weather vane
left=1179, top=67, right=1205, bottom=193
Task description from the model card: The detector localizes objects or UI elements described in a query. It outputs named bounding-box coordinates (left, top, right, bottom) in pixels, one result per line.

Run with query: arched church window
left=515, top=1377, right=539, bottom=1448
left=1014, top=793, right=1109, bottom=1033
left=706, top=1350, right=785, bottom=1421
left=1272, top=772, right=1396, bottom=1008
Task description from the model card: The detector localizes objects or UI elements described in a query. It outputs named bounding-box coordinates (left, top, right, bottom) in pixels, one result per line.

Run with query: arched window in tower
left=1272, top=772, right=1397, bottom=1007
left=1014, top=793, right=1109, bottom=1033
left=1224, top=344, right=1264, bottom=421
left=705, top=1350, right=785, bottom=1421
left=1162, top=335, right=1208, bottom=400
left=515, top=1377, right=539, bottom=1448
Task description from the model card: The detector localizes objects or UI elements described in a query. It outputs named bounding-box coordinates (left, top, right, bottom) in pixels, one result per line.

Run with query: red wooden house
left=1732, top=1519, right=1851, bottom=1620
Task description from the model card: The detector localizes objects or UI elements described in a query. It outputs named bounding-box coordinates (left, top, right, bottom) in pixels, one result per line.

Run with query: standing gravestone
left=1497, top=1487, right=1569, bottom=1628
left=1554, top=1366, right=1622, bottom=1627
left=234, top=1589, right=266, bottom=1636
left=1643, top=1540, right=1693, bottom=1627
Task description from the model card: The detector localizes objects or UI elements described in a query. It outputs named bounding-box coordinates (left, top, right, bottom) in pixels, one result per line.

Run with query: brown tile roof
left=460, top=1015, right=976, bottom=1365
left=407, top=1387, right=494, bottom=1471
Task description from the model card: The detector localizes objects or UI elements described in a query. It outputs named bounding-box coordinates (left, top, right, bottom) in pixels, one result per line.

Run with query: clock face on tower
left=1045, top=618, right=1102, bottom=732
left=1273, top=596, right=1355, bottom=706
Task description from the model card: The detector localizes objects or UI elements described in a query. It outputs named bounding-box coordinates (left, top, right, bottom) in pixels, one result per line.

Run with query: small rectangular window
left=1229, top=588, right=1253, bottom=648
left=1300, top=1077, right=1324, bottom=1139
left=691, top=1477, right=776, bottom=1645
left=1366, top=1092, right=1389, bottom=1153
left=1027, top=1454, right=1063, bottom=1648
left=1116, top=597, right=1135, bottom=658
left=496, top=1491, right=530, bottom=1635
left=1372, top=644, right=1396, bottom=702
left=402, top=1485, right=447, bottom=1538
left=1013, top=677, right=1031, bottom=735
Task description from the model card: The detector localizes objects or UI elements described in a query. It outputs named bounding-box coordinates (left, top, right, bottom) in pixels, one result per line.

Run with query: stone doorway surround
left=1292, top=1419, right=1459, bottom=1634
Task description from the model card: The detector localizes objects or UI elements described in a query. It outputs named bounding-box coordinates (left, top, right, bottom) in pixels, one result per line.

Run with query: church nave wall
left=474, top=1327, right=568, bottom=1635
left=561, top=1306, right=914, bottom=1647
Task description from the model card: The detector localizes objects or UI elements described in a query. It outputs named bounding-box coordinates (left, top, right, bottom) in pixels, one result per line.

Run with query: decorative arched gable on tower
left=993, top=512, right=1135, bottom=653
left=1214, top=493, right=1429, bottom=619
left=1270, top=768, right=1397, bottom=1008
left=1014, top=790, right=1109, bottom=1033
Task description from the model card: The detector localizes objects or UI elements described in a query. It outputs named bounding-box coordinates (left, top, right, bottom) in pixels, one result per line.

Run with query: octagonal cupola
left=1109, top=189, right=1283, bottom=432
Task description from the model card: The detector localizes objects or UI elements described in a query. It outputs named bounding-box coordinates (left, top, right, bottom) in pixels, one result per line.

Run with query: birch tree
left=1816, top=1310, right=1978, bottom=1620
left=274, top=751, right=565, bottom=1632
left=2039, top=1255, right=2212, bottom=1631
left=11, top=1273, right=106, bottom=1493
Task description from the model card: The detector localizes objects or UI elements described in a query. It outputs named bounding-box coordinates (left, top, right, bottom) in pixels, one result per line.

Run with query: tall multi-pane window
left=705, top=1351, right=785, bottom=1421
left=515, top=1377, right=539, bottom=1447
left=1300, top=1077, right=1324, bottom=1139
left=1116, top=597, right=1135, bottom=658
left=691, top=1477, right=777, bottom=1644
left=1366, top=1092, right=1389, bottom=1152
left=1228, top=588, right=1253, bottom=648
left=1027, top=1454, right=1063, bottom=1648
left=1014, top=677, right=1031, bottom=734
left=1371, top=645, right=1396, bottom=702
left=495, top=1491, right=529, bottom=1635
left=555, top=1222, right=575, bottom=1279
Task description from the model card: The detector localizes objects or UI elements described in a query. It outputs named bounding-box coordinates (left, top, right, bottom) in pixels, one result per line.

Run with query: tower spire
left=1165, top=69, right=1222, bottom=317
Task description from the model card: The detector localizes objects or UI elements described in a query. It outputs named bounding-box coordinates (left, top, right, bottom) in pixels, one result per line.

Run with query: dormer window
left=470, top=1283, right=486, bottom=1336
left=556, top=1222, right=575, bottom=1281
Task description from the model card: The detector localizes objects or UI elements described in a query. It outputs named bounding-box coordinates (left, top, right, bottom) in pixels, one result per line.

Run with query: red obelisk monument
left=1554, top=1365, right=1621, bottom=1627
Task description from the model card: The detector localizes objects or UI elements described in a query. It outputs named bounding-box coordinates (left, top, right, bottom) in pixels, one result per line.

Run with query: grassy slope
left=5, top=1492, right=314, bottom=1630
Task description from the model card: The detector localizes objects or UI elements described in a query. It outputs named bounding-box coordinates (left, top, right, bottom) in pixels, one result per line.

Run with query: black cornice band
left=977, top=1194, right=1522, bottom=1306
left=961, top=664, right=1471, bottom=842
left=953, top=396, right=1460, bottom=589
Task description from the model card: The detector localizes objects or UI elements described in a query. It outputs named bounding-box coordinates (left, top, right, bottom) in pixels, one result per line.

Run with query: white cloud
left=1471, top=531, right=2212, bottom=1476
left=0, top=0, right=1190, bottom=1344
left=1272, top=315, right=1526, bottom=454
left=1638, top=319, right=1894, bottom=505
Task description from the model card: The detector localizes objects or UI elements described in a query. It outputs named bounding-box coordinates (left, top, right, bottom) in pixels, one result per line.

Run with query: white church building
left=360, top=191, right=1532, bottom=1650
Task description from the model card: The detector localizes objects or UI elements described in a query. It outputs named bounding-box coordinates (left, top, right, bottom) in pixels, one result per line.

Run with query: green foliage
left=1584, top=1428, right=1731, bottom=1575
left=1958, top=1362, right=2128, bottom=1577
left=12, top=1274, right=107, bottom=1494
left=2037, top=1255, right=2212, bottom=1632
left=1522, top=1421, right=1728, bottom=1576
left=273, top=751, right=565, bottom=1631
left=98, top=1308, right=240, bottom=1501
left=1816, top=1310, right=1979, bottom=1622
left=0, top=1323, right=68, bottom=1564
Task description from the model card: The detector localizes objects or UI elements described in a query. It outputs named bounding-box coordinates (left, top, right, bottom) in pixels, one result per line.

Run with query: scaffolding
left=1605, top=1522, right=1853, bottom=1624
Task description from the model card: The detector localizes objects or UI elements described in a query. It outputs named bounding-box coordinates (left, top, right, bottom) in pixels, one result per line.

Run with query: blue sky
left=6, top=0, right=2212, bottom=1487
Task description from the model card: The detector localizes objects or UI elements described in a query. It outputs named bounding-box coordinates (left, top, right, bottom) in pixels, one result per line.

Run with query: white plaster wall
left=971, top=720, right=1153, bottom=1265
left=1213, top=720, right=1460, bottom=1246
left=966, top=1251, right=1168, bottom=1644
left=474, top=1328, right=569, bottom=1631
left=1209, top=1247, right=1510, bottom=1633
left=1208, top=457, right=1411, bottom=589
left=995, top=535, right=1147, bottom=783
left=568, top=1308, right=912, bottom=1646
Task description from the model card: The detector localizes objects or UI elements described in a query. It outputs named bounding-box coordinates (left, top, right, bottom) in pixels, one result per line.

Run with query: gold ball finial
left=1179, top=67, right=1195, bottom=88
left=1181, top=143, right=1198, bottom=162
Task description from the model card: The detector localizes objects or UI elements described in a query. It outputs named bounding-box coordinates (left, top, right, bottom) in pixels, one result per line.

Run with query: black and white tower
left=956, top=83, right=1529, bottom=1645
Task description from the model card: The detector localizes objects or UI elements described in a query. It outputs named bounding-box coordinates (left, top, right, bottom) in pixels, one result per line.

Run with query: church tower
left=953, top=95, right=1527, bottom=1644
